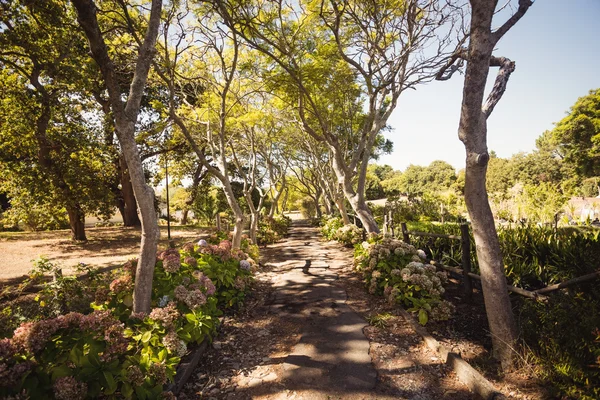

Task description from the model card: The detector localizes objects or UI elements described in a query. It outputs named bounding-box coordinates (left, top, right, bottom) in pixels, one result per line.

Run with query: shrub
left=519, top=288, right=600, bottom=400
left=257, top=214, right=291, bottom=245
left=354, top=236, right=454, bottom=325
left=320, top=216, right=343, bottom=240
left=0, top=239, right=256, bottom=399
left=334, top=224, right=364, bottom=247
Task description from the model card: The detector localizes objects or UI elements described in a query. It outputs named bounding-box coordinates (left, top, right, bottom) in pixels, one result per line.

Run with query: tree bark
left=66, top=204, right=87, bottom=241
left=449, top=0, right=532, bottom=371
left=119, top=156, right=141, bottom=227
left=73, top=0, right=162, bottom=314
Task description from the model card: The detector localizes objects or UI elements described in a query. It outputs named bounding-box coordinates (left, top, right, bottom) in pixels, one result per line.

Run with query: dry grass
left=0, top=225, right=207, bottom=282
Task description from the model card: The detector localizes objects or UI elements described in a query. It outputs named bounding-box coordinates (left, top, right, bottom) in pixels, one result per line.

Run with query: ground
left=0, top=226, right=202, bottom=282
left=0, top=220, right=548, bottom=399
left=179, top=222, right=475, bottom=399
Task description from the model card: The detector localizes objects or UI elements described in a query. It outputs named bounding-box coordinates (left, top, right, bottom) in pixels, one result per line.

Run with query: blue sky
left=379, top=0, right=600, bottom=172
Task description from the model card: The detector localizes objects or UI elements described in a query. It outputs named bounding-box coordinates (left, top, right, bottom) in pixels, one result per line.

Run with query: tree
left=72, top=0, right=162, bottom=313
left=436, top=0, right=533, bottom=370
left=551, top=89, right=600, bottom=178
left=0, top=0, right=115, bottom=240
left=214, top=0, right=462, bottom=233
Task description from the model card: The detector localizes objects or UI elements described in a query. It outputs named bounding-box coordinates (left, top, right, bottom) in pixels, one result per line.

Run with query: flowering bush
left=321, top=216, right=344, bottom=240
left=0, top=239, right=257, bottom=399
left=354, top=236, right=454, bottom=325
left=257, top=214, right=291, bottom=245
left=334, top=224, right=365, bottom=247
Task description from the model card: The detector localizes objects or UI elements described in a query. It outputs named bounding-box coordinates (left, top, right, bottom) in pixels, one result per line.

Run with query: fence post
left=460, top=223, right=473, bottom=302
left=383, top=214, right=388, bottom=236
left=400, top=222, right=410, bottom=244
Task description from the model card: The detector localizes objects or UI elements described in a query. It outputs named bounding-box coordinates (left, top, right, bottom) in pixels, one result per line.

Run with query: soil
left=179, top=223, right=476, bottom=399
left=0, top=226, right=204, bottom=283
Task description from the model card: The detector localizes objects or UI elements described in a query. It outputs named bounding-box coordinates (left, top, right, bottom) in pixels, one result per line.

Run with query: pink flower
left=184, top=256, right=197, bottom=267
left=149, top=363, right=168, bottom=385
left=182, top=242, right=196, bottom=253
left=110, top=274, right=133, bottom=294
left=53, top=376, right=87, bottom=400
left=149, top=302, right=180, bottom=328
left=163, top=254, right=181, bottom=273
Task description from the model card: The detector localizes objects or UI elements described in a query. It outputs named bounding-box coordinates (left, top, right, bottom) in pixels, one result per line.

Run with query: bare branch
left=491, top=0, right=534, bottom=45
left=482, top=55, right=515, bottom=119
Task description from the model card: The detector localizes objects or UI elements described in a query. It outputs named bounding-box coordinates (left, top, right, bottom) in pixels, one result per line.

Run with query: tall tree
left=214, top=0, right=462, bottom=233
left=72, top=0, right=162, bottom=313
left=436, top=0, right=533, bottom=370
left=0, top=0, right=115, bottom=240
left=551, top=89, right=600, bottom=178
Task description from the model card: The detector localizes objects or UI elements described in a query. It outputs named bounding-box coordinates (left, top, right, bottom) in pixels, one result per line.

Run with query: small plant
left=334, top=224, right=364, bottom=247
left=367, top=312, right=393, bottom=329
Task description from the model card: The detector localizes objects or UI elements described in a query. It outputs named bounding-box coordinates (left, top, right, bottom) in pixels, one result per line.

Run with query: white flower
left=417, top=249, right=427, bottom=259
left=197, top=239, right=208, bottom=246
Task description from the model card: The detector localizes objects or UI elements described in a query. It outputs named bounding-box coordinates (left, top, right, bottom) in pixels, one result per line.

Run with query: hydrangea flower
left=163, top=254, right=181, bottom=273
left=197, top=239, right=208, bottom=246
left=162, top=331, right=187, bottom=357
left=158, top=295, right=171, bottom=307
left=149, top=363, right=168, bottom=385
left=53, top=376, right=87, bottom=400
left=126, top=365, right=145, bottom=386
left=184, top=256, right=197, bottom=267
left=149, top=302, right=179, bottom=328
left=417, top=249, right=427, bottom=259
left=239, top=260, right=251, bottom=271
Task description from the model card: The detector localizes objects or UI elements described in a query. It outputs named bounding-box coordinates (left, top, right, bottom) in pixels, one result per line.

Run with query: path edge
left=167, top=339, right=210, bottom=394
left=396, top=308, right=506, bottom=400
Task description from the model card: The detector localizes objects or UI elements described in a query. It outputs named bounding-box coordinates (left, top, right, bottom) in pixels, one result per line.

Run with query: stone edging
left=396, top=308, right=506, bottom=400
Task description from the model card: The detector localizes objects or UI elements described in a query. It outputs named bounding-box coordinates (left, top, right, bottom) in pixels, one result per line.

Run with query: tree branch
left=491, top=0, right=534, bottom=45
left=482, top=56, right=516, bottom=119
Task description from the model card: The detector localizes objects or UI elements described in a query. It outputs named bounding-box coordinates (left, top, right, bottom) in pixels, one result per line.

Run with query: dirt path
left=0, top=226, right=202, bottom=282
left=180, top=221, right=473, bottom=399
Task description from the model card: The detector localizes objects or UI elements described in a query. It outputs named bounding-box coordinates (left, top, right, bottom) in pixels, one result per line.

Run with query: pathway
left=181, top=220, right=473, bottom=399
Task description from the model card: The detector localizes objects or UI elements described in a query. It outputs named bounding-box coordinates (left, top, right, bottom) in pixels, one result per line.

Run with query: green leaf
left=51, top=365, right=72, bottom=381
left=103, top=371, right=117, bottom=394
left=418, top=309, right=428, bottom=326
left=141, top=330, right=152, bottom=343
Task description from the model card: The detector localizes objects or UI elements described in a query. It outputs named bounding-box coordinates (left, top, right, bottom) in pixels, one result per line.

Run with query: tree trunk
left=73, top=0, right=162, bottom=314
left=220, top=180, right=245, bottom=249
left=119, top=156, right=141, bottom=227
left=181, top=209, right=189, bottom=225
left=335, top=194, right=350, bottom=224
left=314, top=190, right=322, bottom=219
left=66, top=204, right=87, bottom=241
left=348, top=194, right=378, bottom=231
left=451, top=0, right=532, bottom=371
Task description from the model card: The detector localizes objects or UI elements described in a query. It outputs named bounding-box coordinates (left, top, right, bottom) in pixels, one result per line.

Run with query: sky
left=379, top=0, right=600, bottom=172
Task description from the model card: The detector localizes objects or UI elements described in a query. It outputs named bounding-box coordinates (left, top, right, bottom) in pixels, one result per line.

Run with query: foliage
left=257, top=214, right=291, bottom=246
left=551, top=89, right=600, bottom=178
left=354, top=236, right=454, bottom=325
left=519, top=288, right=600, bottom=400
left=298, top=197, right=317, bottom=219
left=366, top=312, right=393, bottom=329
left=405, top=222, right=600, bottom=290
left=334, top=224, right=365, bottom=247
left=320, top=216, right=344, bottom=240
left=0, top=239, right=256, bottom=398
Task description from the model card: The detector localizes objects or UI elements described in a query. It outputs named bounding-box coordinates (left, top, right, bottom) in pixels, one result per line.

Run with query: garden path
left=181, top=220, right=473, bottom=399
